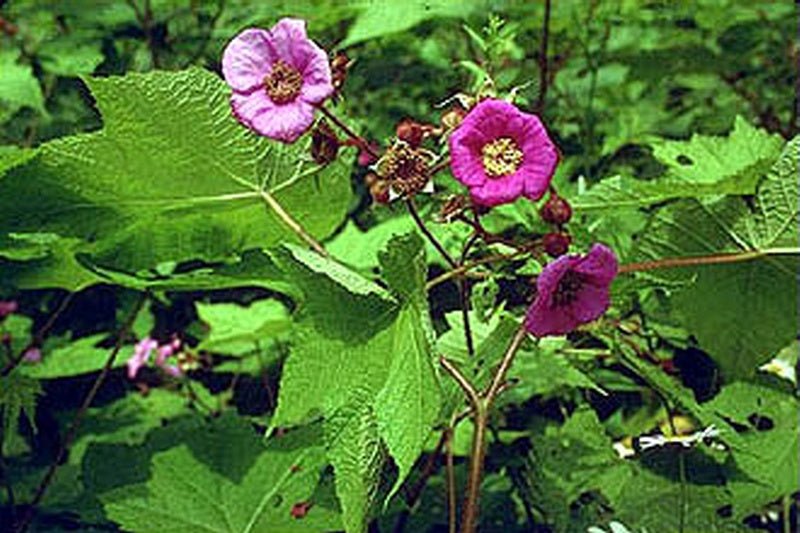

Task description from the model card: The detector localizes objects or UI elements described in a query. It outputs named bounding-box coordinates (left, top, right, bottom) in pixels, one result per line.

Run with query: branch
left=439, top=357, right=480, bottom=411
left=618, top=247, right=800, bottom=274
left=534, top=0, right=552, bottom=113
left=317, top=105, right=378, bottom=158
left=407, top=198, right=458, bottom=268
left=425, top=250, right=528, bottom=290
left=14, top=294, right=146, bottom=533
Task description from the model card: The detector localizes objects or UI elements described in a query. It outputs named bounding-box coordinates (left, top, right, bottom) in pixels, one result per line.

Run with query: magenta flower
left=127, top=338, right=158, bottom=379
left=448, top=99, right=558, bottom=207
left=525, top=244, right=618, bottom=337
left=222, top=18, right=334, bottom=143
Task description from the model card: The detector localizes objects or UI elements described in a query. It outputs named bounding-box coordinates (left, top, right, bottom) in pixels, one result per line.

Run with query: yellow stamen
left=481, top=137, right=523, bottom=177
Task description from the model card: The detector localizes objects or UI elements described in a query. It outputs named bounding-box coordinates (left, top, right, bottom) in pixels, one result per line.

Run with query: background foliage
left=0, top=1, right=797, bottom=532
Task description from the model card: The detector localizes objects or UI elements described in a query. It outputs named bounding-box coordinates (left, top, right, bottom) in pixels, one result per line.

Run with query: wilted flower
left=375, top=140, right=434, bottom=200
left=525, top=244, right=618, bottom=337
left=448, top=99, right=558, bottom=207
left=222, top=18, right=334, bottom=143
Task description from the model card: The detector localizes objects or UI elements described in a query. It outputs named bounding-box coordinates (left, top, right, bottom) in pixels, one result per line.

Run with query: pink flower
left=155, top=337, right=181, bottom=366
left=448, top=99, right=558, bottom=207
left=22, top=347, right=41, bottom=363
left=127, top=337, right=158, bottom=379
left=222, top=18, right=334, bottom=143
left=0, top=300, right=18, bottom=319
left=525, top=244, right=618, bottom=337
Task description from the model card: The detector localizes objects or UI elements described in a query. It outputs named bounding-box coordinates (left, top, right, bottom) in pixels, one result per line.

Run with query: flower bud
left=331, top=52, right=351, bottom=91
left=310, top=120, right=340, bottom=166
left=396, top=118, right=426, bottom=148
left=369, top=179, right=390, bottom=204
left=357, top=142, right=380, bottom=166
left=539, top=192, right=572, bottom=225
left=543, top=232, right=571, bottom=258
left=440, top=105, right=466, bottom=130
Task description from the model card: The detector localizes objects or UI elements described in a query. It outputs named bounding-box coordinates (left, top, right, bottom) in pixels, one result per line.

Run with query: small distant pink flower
left=448, top=99, right=559, bottom=207
left=22, top=347, right=41, bottom=363
left=525, top=244, right=618, bottom=337
left=127, top=338, right=158, bottom=379
left=222, top=18, right=334, bottom=143
left=0, top=300, right=18, bottom=319
left=155, top=337, right=181, bottom=366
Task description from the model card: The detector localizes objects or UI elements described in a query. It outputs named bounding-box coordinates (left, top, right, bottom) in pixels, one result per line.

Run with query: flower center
left=481, top=137, right=523, bottom=177
left=378, top=142, right=431, bottom=197
left=551, top=270, right=585, bottom=308
left=264, top=60, right=303, bottom=105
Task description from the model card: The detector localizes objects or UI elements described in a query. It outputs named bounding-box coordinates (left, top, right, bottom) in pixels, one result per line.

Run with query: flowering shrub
left=0, top=3, right=797, bottom=533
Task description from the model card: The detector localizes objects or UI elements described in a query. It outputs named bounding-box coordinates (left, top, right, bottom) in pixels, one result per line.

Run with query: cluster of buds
left=539, top=189, right=573, bottom=258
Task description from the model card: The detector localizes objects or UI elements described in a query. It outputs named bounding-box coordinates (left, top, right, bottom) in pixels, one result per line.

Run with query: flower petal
left=249, top=100, right=316, bottom=143
left=470, top=174, right=524, bottom=206
left=575, top=244, right=618, bottom=284
left=570, top=284, right=611, bottom=323
left=268, top=18, right=310, bottom=63
left=525, top=299, right=577, bottom=337
left=222, top=28, right=276, bottom=93
left=298, top=44, right=334, bottom=104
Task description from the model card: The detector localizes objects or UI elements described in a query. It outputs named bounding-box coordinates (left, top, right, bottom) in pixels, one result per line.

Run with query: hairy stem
left=425, top=250, right=528, bottom=290
left=534, top=0, right=552, bottom=113
left=259, top=190, right=328, bottom=257
left=317, top=105, right=378, bottom=158
left=406, top=198, right=458, bottom=268
left=459, top=234, right=480, bottom=358
left=440, top=325, right=529, bottom=533
left=618, top=247, right=800, bottom=274
left=445, top=422, right=458, bottom=533
left=14, top=294, right=146, bottom=533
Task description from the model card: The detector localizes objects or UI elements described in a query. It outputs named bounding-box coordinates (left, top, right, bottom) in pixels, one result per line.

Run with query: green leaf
left=0, top=145, right=38, bottom=179
left=341, top=0, right=487, bottom=47
left=104, top=416, right=341, bottom=533
left=651, top=116, right=783, bottom=188
left=707, top=380, right=799, bottom=518
left=196, top=299, right=291, bottom=356
left=574, top=118, right=784, bottom=212
left=19, top=334, right=114, bottom=379
left=375, top=234, right=441, bottom=498
left=632, top=137, right=799, bottom=380
left=275, top=234, right=442, bottom=529
left=325, top=394, right=384, bottom=533
left=0, top=374, right=41, bottom=453
left=0, top=233, right=102, bottom=291
left=273, top=244, right=398, bottom=342
left=0, top=50, right=46, bottom=121
left=0, top=68, right=352, bottom=274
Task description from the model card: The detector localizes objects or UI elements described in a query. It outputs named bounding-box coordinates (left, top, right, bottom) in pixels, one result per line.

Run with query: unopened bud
left=369, top=179, right=390, bottom=204
left=396, top=118, right=426, bottom=148
left=539, top=192, right=572, bottom=225
left=0, top=300, right=18, bottom=320
left=331, top=52, right=351, bottom=92
left=543, top=232, right=571, bottom=258
left=441, top=105, right=466, bottom=130
left=310, top=120, right=340, bottom=166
